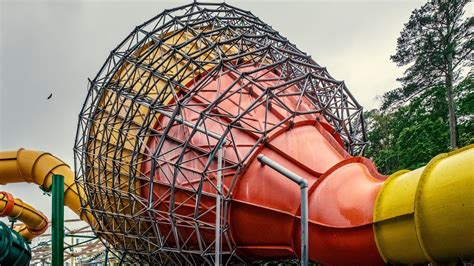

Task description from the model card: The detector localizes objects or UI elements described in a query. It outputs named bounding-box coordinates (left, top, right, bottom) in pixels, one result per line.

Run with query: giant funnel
left=69, top=2, right=474, bottom=265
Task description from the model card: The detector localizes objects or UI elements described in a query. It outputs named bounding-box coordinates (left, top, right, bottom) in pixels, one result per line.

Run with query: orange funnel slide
left=229, top=131, right=385, bottom=265
left=139, top=66, right=386, bottom=264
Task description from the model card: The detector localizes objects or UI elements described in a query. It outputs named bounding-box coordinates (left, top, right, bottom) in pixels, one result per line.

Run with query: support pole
left=104, top=249, right=109, bottom=266
left=257, top=154, right=309, bottom=266
left=52, top=174, right=64, bottom=266
left=215, top=148, right=223, bottom=266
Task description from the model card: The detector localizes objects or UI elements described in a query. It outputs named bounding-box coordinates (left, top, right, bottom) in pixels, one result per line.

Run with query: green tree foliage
left=365, top=77, right=473, bottom=174
left=456, top=76, right=474, bottom=147
left=364, top=0, right=472, bottom=174
left=387, top=0, right=472, bottom=149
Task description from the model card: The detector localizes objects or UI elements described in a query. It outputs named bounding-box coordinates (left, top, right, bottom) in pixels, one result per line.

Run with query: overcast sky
left=0, top=0, right=425, bottom=224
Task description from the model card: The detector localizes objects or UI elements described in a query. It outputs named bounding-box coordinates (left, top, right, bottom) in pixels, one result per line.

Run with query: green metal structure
left=0, top=221, right=31, bottom=265
left=52, top=174, right=64, bottom=266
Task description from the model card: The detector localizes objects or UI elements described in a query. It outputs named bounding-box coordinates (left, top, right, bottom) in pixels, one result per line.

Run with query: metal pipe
left=215, top=148, right=223, bottom=265
left=104, top=249, right=109, bottom=266
left=52, top=174, right=64, bottom=266
left=300, top=184, right=308, bottom=266
left=257, top=154, right=309, bottom=266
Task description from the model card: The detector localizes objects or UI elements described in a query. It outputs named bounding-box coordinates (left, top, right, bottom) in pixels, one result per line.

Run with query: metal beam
left=52, top=174, right=64, bottom=266
left=257, top=154, right=309, bottom=266
left=214, top=148, right=223, bottom=265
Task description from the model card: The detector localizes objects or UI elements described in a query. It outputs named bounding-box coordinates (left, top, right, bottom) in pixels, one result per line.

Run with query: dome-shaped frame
left=74, top=2, right=366, bottom=264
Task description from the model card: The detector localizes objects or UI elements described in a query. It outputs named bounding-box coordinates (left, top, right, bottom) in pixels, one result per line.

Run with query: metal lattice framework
left=74, top=2, right=366, bottom=264
left=29, top=219, right=116, bottom=265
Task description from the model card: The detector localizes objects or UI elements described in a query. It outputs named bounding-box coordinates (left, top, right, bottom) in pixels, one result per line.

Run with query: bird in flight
left=47, top=93, right=53, bottom=100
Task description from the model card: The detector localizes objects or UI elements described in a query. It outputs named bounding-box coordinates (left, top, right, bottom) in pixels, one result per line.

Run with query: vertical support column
left=52, top=174, right=64, bottom=266
left=300, top=183, right=308, bottom=266
left=70, top=234, right=75, bottom=266
left=257, top=154, right=309, bottom=266
left=104, top=249, right=109, bottom=266
left=215, top=148, right=223, bottom=266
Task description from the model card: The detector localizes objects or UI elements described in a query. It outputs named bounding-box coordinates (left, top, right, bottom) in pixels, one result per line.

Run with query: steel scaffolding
left=74, top=2, right=366, bottom=264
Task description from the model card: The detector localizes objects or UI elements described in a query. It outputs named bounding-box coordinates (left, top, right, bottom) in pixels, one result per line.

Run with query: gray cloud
left=0, top=0, right=423, bottom=223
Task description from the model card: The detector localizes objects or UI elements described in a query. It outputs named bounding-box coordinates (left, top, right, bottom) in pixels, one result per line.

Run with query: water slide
left=0, top=145, right=472, bottom=264
left=1, top=2, right=473, bottom=265
left=0, top=191, right=48, bottom=241
left=0, top=150, right=96, bottom=228
left=0, top=190, right=47, bottom=265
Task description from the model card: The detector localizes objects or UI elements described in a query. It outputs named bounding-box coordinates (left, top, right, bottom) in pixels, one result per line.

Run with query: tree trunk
left=446, top=51, right=457, bottom=150
left=445, top=3, right=457, bottom=150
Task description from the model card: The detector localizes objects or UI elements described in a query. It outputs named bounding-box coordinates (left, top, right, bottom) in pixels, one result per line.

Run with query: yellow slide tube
left=0, top=191, right=48, bottom=241
left=0, top=148, right=97, bottom=229
left=374, top=144, right=474, bottom=264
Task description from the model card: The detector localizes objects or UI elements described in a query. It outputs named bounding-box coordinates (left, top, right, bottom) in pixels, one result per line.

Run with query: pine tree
left=388, top=0, right=472, bottom=149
